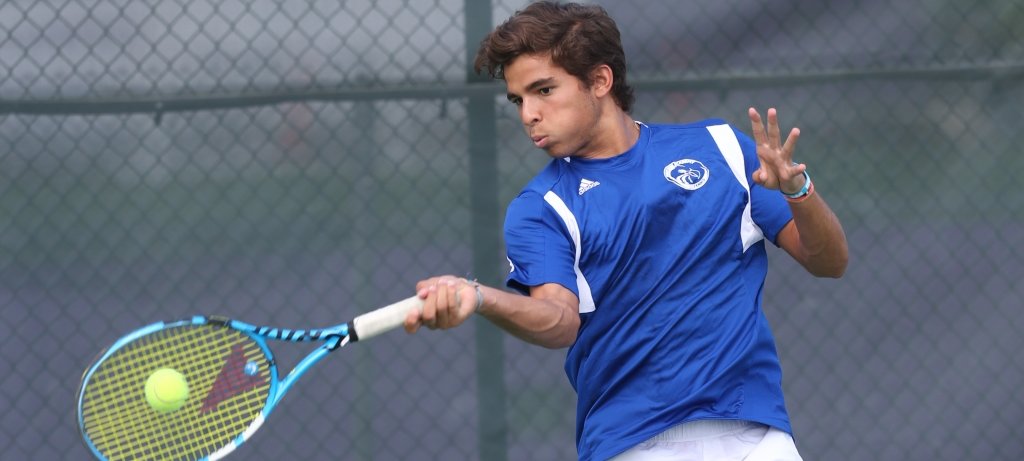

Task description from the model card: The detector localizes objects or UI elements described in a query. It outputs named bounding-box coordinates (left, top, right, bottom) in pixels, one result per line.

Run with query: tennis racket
left=76, top=296, right=423, bottom=461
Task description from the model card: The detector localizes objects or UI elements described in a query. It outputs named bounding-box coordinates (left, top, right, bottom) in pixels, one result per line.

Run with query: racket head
left=77, top=317, right=278, bottom=461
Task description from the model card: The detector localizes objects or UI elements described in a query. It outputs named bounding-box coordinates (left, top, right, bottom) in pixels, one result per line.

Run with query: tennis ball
left=144, top=368, right=189, bottom=413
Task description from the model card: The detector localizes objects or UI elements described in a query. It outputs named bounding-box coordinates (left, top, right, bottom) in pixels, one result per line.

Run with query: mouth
left=530, top=135, right=548, bottom=148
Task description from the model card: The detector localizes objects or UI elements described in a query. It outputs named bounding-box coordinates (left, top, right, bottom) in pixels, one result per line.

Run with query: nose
left=520, top=99, right=540, bottom=126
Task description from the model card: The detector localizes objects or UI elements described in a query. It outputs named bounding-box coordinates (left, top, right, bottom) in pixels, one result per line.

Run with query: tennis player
left=404, top=2, right=848, bottom=460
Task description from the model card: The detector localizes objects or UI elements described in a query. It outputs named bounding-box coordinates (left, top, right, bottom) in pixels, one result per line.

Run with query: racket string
left=80, top=324, right=273, bottom=460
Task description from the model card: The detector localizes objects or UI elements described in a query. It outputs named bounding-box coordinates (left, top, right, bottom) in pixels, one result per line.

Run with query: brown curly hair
left=473, top=1, right=635, bottom=113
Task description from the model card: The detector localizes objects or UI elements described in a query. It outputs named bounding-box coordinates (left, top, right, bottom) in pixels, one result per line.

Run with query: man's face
left=503, top=53, right=601, bottom=159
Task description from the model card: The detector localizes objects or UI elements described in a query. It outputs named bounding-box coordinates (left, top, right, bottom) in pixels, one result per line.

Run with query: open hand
left=748, top=107, right=805, bottom=195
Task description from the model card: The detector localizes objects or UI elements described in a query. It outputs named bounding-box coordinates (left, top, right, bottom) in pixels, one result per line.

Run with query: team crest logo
left=664, top=159, right=709, bottom=190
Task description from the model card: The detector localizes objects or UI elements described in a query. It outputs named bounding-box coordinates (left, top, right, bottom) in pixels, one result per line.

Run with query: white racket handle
left=350, top=295, right=423, bottom=341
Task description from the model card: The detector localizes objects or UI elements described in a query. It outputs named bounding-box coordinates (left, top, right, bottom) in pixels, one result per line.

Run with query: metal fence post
left=465, top=2, right=508, bottom=460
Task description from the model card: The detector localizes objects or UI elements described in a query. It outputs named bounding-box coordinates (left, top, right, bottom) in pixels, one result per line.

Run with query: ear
left=590, top=64, right=614, bottom=98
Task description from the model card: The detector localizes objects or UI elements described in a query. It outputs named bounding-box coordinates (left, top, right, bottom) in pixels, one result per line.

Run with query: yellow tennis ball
left=144, top=368, right=189, bottom=413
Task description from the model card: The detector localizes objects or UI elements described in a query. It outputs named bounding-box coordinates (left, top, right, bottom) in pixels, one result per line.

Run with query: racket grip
left=350, top=295, right=424, bottom=341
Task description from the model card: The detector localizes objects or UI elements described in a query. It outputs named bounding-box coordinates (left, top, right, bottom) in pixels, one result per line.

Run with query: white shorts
left=609, top=420, right=804, bottom=461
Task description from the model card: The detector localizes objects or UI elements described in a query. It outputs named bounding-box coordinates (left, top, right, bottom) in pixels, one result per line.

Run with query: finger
left=752, top=140, right=778, bottom=182
left=787, top=161, right=806, bottom=181
left=766, top=108, right=781, bottom=149
left=434, top=279, right=451, bottom=328
left=752, top=168, right=766, bottom=186
left=446, top=278, right=462, bottom=326
left=748, top=107, right=767, bottom=146
left=443, top=278, right=460, bottom=327
left=421, top=284, right=438, bottom=329
left=782, top=127, right=800, bottom=159
left=415, top=278, right=434, bottom=292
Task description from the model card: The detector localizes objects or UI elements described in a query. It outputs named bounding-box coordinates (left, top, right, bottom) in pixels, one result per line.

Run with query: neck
left=575, top=109, right=640, bottom=160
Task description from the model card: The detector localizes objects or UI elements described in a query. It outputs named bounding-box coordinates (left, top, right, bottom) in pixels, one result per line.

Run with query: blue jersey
left=503, top=120, right=795, bottom=461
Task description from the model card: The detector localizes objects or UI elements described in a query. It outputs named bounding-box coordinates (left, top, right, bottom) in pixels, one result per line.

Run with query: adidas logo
left=578, top=178, right=600, bottom=195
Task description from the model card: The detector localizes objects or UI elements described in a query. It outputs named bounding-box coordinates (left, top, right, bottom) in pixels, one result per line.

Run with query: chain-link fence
left=2, top=0, right=1022, bottom=459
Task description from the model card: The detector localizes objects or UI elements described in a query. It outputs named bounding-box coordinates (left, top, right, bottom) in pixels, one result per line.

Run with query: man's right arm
left=404, top=277, right=579, bottom=349
left=478, top=282, right=579, bottom=349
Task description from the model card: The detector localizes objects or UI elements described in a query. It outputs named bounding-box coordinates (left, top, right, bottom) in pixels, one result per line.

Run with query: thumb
left=403, top=307, right=422, bottom=334
left=752, top=168, right=766, bottom=186
left=403, top=289, right=428, bottom=333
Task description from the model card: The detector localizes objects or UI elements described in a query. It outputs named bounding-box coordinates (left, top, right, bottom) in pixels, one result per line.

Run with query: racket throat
left=326, top=333, right=351, bottom=350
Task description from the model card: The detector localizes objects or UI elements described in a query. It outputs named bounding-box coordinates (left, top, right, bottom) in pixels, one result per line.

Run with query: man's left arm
left=748, top=107, right=848, bottom=278
left=775, top=191, right=848, bottom=278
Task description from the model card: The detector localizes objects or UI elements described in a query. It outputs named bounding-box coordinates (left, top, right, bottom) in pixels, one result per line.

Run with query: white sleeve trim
left=706, top=124, right=765, bottom=252
left=543, top=191, right=596, bottom=313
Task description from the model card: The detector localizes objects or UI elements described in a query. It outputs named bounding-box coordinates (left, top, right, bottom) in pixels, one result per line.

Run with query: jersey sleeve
left=732, top=126, right=793, bottom=246
left=503, top=191, right=579, bottom=296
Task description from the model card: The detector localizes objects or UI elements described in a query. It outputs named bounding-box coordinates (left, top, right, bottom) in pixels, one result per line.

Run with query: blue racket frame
left=79, top=295, right=420, bottom=460
left=78, top=316, right=354, bottom=461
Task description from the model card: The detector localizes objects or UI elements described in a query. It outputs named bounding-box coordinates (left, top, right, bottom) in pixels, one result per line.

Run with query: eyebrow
left=506, top=77, right=557, bottom=101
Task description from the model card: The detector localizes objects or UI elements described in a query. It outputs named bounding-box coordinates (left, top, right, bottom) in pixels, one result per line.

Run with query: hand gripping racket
left=76, top=296, right=423, bottom=461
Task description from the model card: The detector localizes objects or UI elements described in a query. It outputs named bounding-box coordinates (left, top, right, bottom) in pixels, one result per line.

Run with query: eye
left=509, top=97, right=523, bottom=106
left=539, top=87, right=552, bottom=95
